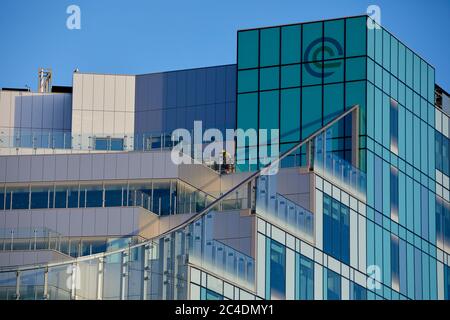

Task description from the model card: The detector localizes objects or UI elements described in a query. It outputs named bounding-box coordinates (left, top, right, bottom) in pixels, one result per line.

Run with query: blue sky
left=0, top=0, right=449, bottom=90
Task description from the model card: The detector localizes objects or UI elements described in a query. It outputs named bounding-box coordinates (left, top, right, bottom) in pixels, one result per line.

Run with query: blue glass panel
left=270, top=240, right=286, bottom=299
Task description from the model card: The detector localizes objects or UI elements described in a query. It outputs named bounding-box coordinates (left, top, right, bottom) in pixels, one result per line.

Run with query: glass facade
left=237, top=16, right=368, bottom=170
left=0, top=15, right=449, bottom=302
left=0, top=180, right=215, bottom=216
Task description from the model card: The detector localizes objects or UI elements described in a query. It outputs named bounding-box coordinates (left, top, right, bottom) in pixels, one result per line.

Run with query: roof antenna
left=38, top=68, right=52, bottom=93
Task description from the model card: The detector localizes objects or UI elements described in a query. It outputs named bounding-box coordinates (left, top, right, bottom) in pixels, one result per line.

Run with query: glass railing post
left=15, top=270, right=20, bottom=300
left=120, top=250, right=129, bottom=300
left=97, top=257, right=104, bottom=300
left=43, top=267, right=49, bottom=300
left=143, top=244, right=150, bottom=300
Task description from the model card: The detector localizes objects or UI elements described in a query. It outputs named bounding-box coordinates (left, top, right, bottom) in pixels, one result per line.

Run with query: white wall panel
left=93, top=74, right=105, bottom=110
left=104, top=75, right=115, bottom=111
left=114, top=76, right=126, bottom=111
left=82, top=74, right=94, bottom=109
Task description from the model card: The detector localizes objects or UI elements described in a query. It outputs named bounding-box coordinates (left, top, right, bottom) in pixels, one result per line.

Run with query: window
left=346, top=57, right=366, bottom=81
left=237, top=69, right=258, bottom=93
left=296, top=253, right=314, bottom=300
left=345, top=17, right=366, bottom=57
left=323, top=83, right=344, bottom=126
left=270, top=240, right=286, bottom=299
left=350, top=282, right=367, bottom=300
left=323, top=194, right=350, bottom=264
left=445, top=264, right=450, bottom=300
left=238, top=30, right=259, bottom=69
left=260, top=27, right=280, bottom=67
left=281, top=25, right=301, bottom=64
left=259, top=90, right=279, bottom=130
left=30, top=187, right=50, bottom=209
left=326, top=269, right=341, bottom=300
left=390, top=166, right=399, bottom=222
left=10, top=188, right=29, bottom=210
left=281, top=64, right=300, bottom=88
left=324, top=19, right=344, bottom=60
left=94, top=137, right=124, bottom=151
left=67, top=186, right=79, bottom=208
left=280, top=88, right=301, bottom=143
left=301, top=85, right=322, bottom=139
left=105, top=185, right=123, bottom=207
left=54, top=187, right=67, bottom=208
left=259, top=67, right=279, bottom=91
left=390, top=99, right=399, bottom=154
left=0, top=191, right=4, bottom=210
left=391, top=234, right=400, bottom=292
left=302, top=22, right=323, bottom=62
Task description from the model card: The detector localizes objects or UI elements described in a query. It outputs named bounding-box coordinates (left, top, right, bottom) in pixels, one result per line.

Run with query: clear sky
left=0, top=0, right=449, bottom=90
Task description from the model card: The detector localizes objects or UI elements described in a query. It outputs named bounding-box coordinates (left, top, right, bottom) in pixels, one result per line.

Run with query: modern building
left=0, top=15, right=449, bottom=300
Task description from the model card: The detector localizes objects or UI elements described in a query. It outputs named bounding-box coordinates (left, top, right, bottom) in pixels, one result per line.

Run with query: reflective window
left=390, top=166, right=399, bottom=222
left=30, top=187, right=50, bottom=209
left=280, top=88, right=301, bottom=143
left=326, top=269, right=341, bottom=300
left=345, top=16, right=366, bottom=57
left=350, top=282, right=367, bottom=300
left=323, top=194, right=350, bottom=265
left=302, top=22, right=323, bottom=62
left=238, top=30, right=259, bottom=69
left=269, top=240, right=286, bottom=299
left=281, top=25, right=301, bottom=64
left=301, top=85, right=322, bottom=139
left=324, top=19, right=344, bottom=60
left=296, top=253, right=314, bottom=300
left=260, top=27, right=280, bottom=67
left=323, top=83, right=344, bottom=126
left=238, top=69, right=258, bottom=93
left=281, top=64, right=300, bottom=88
left=260, top=67, right=279, bottom=91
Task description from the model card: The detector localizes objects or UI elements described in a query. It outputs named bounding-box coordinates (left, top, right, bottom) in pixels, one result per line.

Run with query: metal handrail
left=0, top=105, right=359, bottom=273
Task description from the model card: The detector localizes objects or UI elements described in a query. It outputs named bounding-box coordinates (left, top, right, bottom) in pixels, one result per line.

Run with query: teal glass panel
left=346, top=80, right=366, bottom=110
left=281, top=64, right=301, bottom=88
left=259, top=90, right=279, bottom=130
left=301, top=85, right=322, bottom=139
left=238, top=30, right=259, bottom=69
left=405, top=110, right=413, bottom=163
left=324, top=19, right=344, bottom=60
left=420, top=59, right=428, bottom=101
left=237, top=69, right=258, bottom=93
left=374, top=87, right=382, bottom=144
left=346, top=16, right=366, bottom=57
left=237, top=93, right=258, bottom=130
left=346, top=57, right=366, bottom=81
left=398, top=43, right=406, bottom=82
left=324, top=83, right=344, bottom=126
left=413, top=54, right=421, bottom=93
left=391, top=37, right=398, bottom=77
left=374, top=27, right=382, bottom=65
left=375, top=63, right=382, bottom=89
left=367, top=82, right=375, bottom=137
left=382, top=69, right=390, bottom=94
left=382, top=30, right=390, bottom=70
left=260, top=67, right=279, bottom=91
left=260, top=27, right=280, bottom=67
left=281, top=25, right=301, bottom=64
left=323, top=59, right=344, bottom=84
left=427, top=66, right=435, bottom=103
left=367, top=58, right=374, bottom=83
left=367, top=20, right=375, bottom=59
left=405, top=49, right=413, bottom=88
left=391, top=75, right=398, bottom=101
left=280, top=88, right=301, bottom=143
left=382, top=94, right=390, bottom=148
left=302, top=62, right=322, bottom=86
left=302, top=22, right=323, bottom=62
